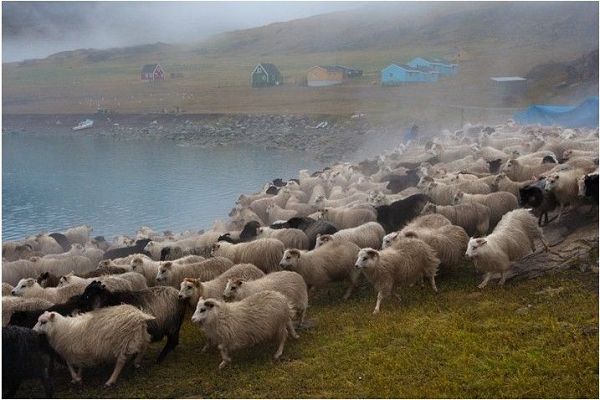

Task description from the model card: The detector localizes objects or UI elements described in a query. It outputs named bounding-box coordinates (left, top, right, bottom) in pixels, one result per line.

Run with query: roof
left=388, top=63, right=437, bottom=73
left=141, top=64, right=160, bottom=73
left=310, top=65, right=347, bottom=73
left=256, top=63, right=281, bottom=77
left=420, top=57, right=455, bottom=66
left=490, top=77, right=527, bottom=82
left=333, top=65, right=362, bottom=73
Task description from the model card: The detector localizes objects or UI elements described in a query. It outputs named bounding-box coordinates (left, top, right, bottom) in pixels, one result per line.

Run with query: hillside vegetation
left=3, top=2, right=598, bottom=116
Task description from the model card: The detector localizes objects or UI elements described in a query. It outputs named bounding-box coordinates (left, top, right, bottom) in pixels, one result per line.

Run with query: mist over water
left=2, top=134, right=322, bottom=241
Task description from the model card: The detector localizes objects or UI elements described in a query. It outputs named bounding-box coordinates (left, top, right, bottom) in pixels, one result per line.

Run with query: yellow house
left=306, top=66, right=346, bottom=87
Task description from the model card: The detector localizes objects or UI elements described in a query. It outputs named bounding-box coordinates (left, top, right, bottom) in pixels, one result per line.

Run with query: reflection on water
left=2, top=134, right=321, bottom=241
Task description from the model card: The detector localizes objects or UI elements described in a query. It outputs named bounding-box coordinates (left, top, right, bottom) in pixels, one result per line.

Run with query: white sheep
left=178, top=263, right=265, bottom=309
left=62, top=225, right=93, bottom=245
left=355, top=237, right=440, bottom=314
left=2, top=282, right=14, bottom=296
left=57, top=272, right=145, bottom=291
left=397, top=225, right=469, bottom=269
left=453, top=191, right=518, bottom=227
left=318, top=206, right=376, bottom=229
left=33, top=305, right=154, bottom=386
left=544, top=168, right=586, bottom=221
left=2, top=296, right=53, bottom=326
left=29, top=255, right=95, bottom=277
left=420, top=202, right=491, bottom=237
left=265, top=204, right=298, bottom=225
left=465, top=209, right=549, bottom=288
left=279, top=239, right=360, bottom=299
left=503, top=158, right=555, bottom=181
left=223, top=271, right=308, bottom=325
left=491, top=173, right=533, bottom=197
left=191, top=290, right=297, bottom=369
left=211, top=239, right=284, bottom=273
left=314, top=222, right=385, bottom=250
left=256, top=226, right=310, bottom=250
left=155, top=257, right=234, bottom=288
left=12, top=277, right=89, bottom=304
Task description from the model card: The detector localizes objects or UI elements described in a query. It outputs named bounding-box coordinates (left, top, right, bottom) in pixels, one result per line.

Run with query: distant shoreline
left=2, top=112, right=379, bottom=163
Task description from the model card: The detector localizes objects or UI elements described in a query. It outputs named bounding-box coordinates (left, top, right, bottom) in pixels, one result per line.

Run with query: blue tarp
left=514, top=96, right=599, bottom=128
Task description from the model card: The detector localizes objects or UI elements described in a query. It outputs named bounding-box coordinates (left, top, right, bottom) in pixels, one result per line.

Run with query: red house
left=141, top=64, right=165, bottom=81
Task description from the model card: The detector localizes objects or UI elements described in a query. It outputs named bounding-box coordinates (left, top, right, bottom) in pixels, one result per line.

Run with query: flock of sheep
left=2, top=121, right=599, bottom=397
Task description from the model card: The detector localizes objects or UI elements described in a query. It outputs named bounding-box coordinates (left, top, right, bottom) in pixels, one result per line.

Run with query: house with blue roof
left=408, top=57, right=458, bottom=75
left=380, top=63, right=439, bottom=86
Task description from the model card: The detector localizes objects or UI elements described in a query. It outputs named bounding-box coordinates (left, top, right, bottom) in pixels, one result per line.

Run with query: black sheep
left=3, top=326, right=54, bottom=398
left=383, top=169, right=420, bottom=194
left=487, top=159, right=503, bottom=174
left=271, top=216, right=316, bottom=231
left=37, top=272, right=61, bottom=288
left=8, top=294, right=83, bottom=329
left=216, top=221, right=261, bottom=244
left=48, top=232, right=71, bottom=252
left=518, top=178, right=558, bottom=226
left=102, top=238, right=151, bottom=260
left=375, top=194, right=431, bottom=233
left=584, top=174, right=599, bottom=202
left=265, top=186, right=280, bottom=195
left=272, top=178, right=286, bottom=187
left=76, top=281, right=186, bottom=363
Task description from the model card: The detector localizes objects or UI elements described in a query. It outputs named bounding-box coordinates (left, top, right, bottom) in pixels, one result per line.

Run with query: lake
left=2, top=134, right=322, bottom=241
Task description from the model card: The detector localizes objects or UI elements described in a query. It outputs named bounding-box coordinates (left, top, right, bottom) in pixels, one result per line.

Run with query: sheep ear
left=366, top=249, right=378, bottom=257
left=41, top=272, right=49, bottom=279
left=235, top=279, right=244, bottom=286
left=164, top=262, right=173, bottom=269
left=477, top=238, right=487, bottom=245
left=205, top=300, right=216, bottom=308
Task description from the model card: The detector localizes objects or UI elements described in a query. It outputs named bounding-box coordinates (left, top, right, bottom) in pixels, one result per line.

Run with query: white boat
left=72, top=119, right=94, bottom=131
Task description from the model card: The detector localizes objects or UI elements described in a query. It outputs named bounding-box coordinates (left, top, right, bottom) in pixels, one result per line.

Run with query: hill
left=3, top=2, right=598, bottom=118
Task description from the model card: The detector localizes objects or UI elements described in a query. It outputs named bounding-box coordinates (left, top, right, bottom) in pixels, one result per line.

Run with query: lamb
left=490, top=173, right=533, bottom=197
left=102, top=238, right=152, bottom=260
left=453, top=191, right=518, bottom=228
left=279, top=239, right=361, bottom=299
left=318, top=206, right=376, bottom=229
left=75, top=282, right=186, bottom=363
left=211, top=239, right=284, bottom=273
left=256, top=226, right=310, bottom=250
left=191, top=291, right=297, bottom=369
left=420, top=202, right=491, bottom=237
left=544, top=168, right=586, bottom=221
left=62, top=225, right=93, bottom=245
left=355, top=238, right=440, bottom=314
left=11, top=278, right=89, bottom=304
left=503, top=158, right=555, bottom=181
left=3, top=282, right=14, bottom=296
left=223, top=271, right=308, bottom=325
left=375, top=194, right=431, bottom=233
left=178, top=263, right=265, bottom=309
left=393, top=225, right=469, bottom=269
left=266, top=204, right=298, bottom=225
left=155, top=257, right=234, bottom=288
left=3, top=296, right=54, bottom=327
left=314, top=222, right=385, bottom=250
left=3, top=326, right=54, bottom=398
left=519, top=179, right=558, bottom=226
left=465, top=209, right=549, bottom=288
left=33, top=305, right=154, bottom=387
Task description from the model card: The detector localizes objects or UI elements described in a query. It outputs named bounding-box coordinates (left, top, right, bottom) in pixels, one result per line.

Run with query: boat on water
left=72, top=119, right=94, bottom=131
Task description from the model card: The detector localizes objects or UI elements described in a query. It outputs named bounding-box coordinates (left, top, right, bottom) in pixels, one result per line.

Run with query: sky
left=2, top=1, right=364, bottom=62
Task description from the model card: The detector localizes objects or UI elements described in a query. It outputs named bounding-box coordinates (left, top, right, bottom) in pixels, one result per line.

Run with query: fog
left=2, top=1, right=363, bottom=62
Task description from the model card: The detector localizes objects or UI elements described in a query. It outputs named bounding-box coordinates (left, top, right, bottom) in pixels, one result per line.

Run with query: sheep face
left=420, top=203, right=436, bottom=215
left=503, top=159, right=518, bottom=174
left=98, top=259, right=111, bottom=269
left=417, top=176, right=434, bottom=189
left=57, top=273, right=76, bottom=288
left=210, top=243, right=221, bottom=257
left=223, top=279, right=243, bottom=300
left=452, top=192, right=465, bottom=204
left=279, top=249, right=301, bottom=269
left=179, top=278, right=201, bottom=299
left=544, top=175, right=560, bottom=191
left=155, top=262, right=173, bottom=283
left=465, top=237, right=487, bottom=258
left=355, top=248, right=380, bottom=269
left=314, top=234, right=333, bottom=248
left=33, top=311, right=56, bottom=334
left=381, top=232, right=399, bottom=249
left=317, top=209, right=329, bottom=220
left=191, top=298, right=218, bottom=325
left=12, top=278, right=36, bottom=296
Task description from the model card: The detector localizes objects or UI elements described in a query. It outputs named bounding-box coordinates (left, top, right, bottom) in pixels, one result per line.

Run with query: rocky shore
left=2, top=113, right=392, bottom=163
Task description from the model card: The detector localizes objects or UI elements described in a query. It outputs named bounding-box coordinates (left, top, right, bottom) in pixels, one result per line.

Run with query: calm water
left=2, top=134, right=322, bottom=241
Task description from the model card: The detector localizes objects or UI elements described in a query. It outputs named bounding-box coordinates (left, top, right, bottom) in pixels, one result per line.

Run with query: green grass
left=16, top=265, right=599, bottom=398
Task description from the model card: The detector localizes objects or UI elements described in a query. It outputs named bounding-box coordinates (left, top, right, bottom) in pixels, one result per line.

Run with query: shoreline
left=2, top=112, right=383, bottom=163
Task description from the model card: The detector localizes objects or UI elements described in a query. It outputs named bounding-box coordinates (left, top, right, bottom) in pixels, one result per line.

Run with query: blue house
left=380, top=63, right=439, bottom=86
left=408, top=57, right=458, bottom=75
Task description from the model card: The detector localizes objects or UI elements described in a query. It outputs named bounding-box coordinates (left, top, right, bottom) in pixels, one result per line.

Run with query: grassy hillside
left=3, top=2, right=598, bottom=116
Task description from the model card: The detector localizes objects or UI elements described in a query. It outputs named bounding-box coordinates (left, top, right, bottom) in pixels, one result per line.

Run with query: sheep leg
left=157, top=332, right=179, bottom=363
left=557, top=204, right=564, bottom=222
left=201, top=341, right=212, bottom=353
left=105, top=353, right=128, bottom=387
left=343, top=270, right=360, bottom=300
left=298, top=307, right=306, bottom=327
left=41, top=367, right=54, bottom=398
left=373, top=292, right=385, bottom=314
left=274, top=328, right=288, bottom=360
left=498, top=271, right=508, bottom=286
left=218, top=344, right=231, bottom=369
left=287, top=319, right=299, bottom=339
left=134, top=341, right=149, bottom=368
left=428, top=274, right=438, bottom=293
left=478, top=273, right=492, bottom=289
left=67, top=363, right=81, bottom=384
